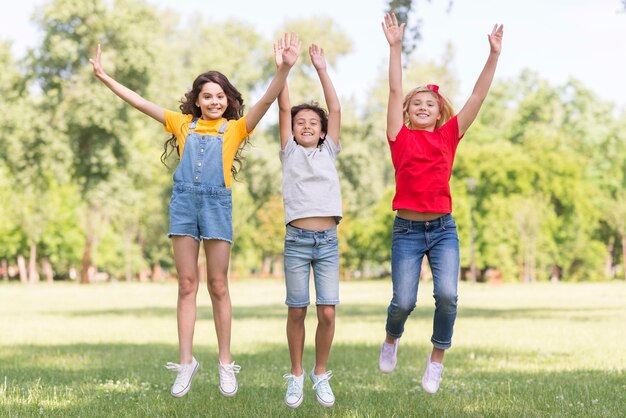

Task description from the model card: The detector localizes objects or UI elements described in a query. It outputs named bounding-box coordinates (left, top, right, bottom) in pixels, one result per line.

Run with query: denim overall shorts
left=168, top=119, right=233, bottom=243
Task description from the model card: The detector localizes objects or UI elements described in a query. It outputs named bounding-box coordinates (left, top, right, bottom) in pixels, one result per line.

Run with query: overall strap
left=218, top=121, right=228, bottom=135
left=189, top=117, right=199, bottom=130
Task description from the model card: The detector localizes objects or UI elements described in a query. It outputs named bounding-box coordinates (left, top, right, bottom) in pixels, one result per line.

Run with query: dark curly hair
left=290, top=102, right=328, bottom=146
left=161, top=71, right=248, bottom=179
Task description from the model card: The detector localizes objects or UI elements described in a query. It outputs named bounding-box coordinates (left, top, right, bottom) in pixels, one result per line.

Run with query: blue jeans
left=385, top=214, right=460, bottom=350
left=284, top=224, right=340, bottom=307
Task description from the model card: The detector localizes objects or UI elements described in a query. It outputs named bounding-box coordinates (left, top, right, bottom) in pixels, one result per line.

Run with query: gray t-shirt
left=279, top=136, right=343, bottom=225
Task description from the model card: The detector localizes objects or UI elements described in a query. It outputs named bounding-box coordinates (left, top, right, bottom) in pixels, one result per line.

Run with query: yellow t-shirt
left=163, top=110, right=251, bottom=188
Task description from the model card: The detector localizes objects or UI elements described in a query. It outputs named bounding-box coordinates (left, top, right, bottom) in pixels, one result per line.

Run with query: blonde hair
left=402, top=86, right=455, bottom=129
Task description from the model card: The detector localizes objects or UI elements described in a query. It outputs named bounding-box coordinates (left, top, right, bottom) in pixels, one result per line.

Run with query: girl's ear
left=321, top=131, right=327, bottom=139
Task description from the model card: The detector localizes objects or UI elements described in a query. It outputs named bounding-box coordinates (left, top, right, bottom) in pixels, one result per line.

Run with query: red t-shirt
left=388, top=116, right=463, bottom=213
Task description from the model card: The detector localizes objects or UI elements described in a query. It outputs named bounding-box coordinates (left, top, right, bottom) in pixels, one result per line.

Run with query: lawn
left=1, top=279, right=625, bottom=417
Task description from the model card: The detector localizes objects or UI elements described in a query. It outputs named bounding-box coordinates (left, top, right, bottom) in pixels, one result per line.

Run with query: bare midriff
left=396, top=209, right=448, bottom=222
left=289, top=216, right=337, bottom=231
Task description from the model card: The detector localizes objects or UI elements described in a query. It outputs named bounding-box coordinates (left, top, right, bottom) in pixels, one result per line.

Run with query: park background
left=1, top=0, right=626, bottom=284
left=1, top=0, right=626, bottom=416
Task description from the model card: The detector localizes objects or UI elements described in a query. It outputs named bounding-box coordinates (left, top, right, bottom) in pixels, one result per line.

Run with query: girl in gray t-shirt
left=274, top=40, right=342, bottom=409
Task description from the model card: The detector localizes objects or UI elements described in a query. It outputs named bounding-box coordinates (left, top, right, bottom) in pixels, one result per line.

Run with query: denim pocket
left=393, top=226, right=410, bottom=235
left=442, top=218, right=456, bottom=230
left=216, top=194, right=232, bottom=209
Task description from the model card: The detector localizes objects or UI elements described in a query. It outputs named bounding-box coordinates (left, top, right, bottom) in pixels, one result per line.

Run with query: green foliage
left=2, top=0, right=625, bottom=283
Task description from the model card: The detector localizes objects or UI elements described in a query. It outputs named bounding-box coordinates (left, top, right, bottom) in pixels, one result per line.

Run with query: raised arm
left=89, top=44, right=164, bottom=124
left=310, top=43, right=341, bottom=144
left=382, top=13, right=405, bottom=140
left=457, top=24, right=504, bottom=136
left=274, top=37, right=293, bottom=149
left=246, top=33, right=301, bottom=133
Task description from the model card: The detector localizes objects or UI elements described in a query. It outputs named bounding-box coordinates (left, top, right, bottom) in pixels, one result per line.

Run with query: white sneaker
left=421, top=354, right=444, bottom=394
left=283, top=372, right=305, bottom=408
left=309, top=368, right=335, bottom=407
left=165, top=356, right=200, bottom=397
left=218, top=361, right=241, bottom=397
left=379, top=339, right=399, bottom=373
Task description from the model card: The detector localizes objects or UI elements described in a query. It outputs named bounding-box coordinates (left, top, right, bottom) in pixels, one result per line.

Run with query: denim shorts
left=284, top=224, right=340, bottom=307
left=168, top=183, right=233, bottom=243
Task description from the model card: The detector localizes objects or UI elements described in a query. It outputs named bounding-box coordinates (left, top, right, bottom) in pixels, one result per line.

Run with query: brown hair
left=161, top=71, right=248, bottom=179
left=290, top=102, right=328, bottom=146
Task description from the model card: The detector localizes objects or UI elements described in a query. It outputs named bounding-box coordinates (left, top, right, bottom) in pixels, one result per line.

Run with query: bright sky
left=2, top=0, right=626, bottom=109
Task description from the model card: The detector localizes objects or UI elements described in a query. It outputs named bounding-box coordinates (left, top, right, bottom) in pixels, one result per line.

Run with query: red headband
left=425, top=84, right=443, bottom=109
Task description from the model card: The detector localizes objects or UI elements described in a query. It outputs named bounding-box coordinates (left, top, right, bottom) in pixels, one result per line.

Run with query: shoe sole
left=316, top=395, right=335, bottom=408
left=171, top=362, right=200, bottom=398
left=219, top=385, right=238, bottom=397
left=421, top=375, right=439, bottom=394
left=285, top=395, right=303, bottom=409
left=379, top=364, right=396, bottom=373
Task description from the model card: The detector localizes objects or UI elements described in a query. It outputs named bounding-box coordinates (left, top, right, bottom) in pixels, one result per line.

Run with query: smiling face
left=405, top=91, right=441, bottom=130
left=195, top=82, right=229, bottom=120
left=293, top=109, right=325, bottom=148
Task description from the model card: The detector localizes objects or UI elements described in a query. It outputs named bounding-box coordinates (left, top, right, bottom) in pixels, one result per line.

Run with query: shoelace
left=312, top=370, right=333, bottom=395
left=165, top=361, right=194, bottom=384
left=427, top=362, right=443, bottom=381
left=382, top=342, right=395, bottom=356
left=218, top=362, right=241, bottom=385
left=283, top=373, right=303, bottom=396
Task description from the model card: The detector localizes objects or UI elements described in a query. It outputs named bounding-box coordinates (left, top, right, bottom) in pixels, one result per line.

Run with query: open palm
left=309, top=43, right=327, bottom=71
left=382, top=13, right=405, bottom=47
left=488, top=24, right=504, bottom=55
left=281, top=33, right=301, bottom=68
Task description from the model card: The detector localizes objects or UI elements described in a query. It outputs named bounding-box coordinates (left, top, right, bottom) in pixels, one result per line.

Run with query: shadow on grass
left=1, top=343, right=623, bottom=417
left=53, top=303, right=624, bottom=325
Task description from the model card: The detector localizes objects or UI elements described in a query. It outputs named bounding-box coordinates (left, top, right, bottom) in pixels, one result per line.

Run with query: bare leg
left=314, top=304, right=335, bottom=374
left=431, top=347, right=445, bottom=363
left=385, top=335, right=396, bottom=344
left=286, top=307, right=307, bottom=375
left=204, top=239, right=233, bottom=364
left=172, top=236, right=201, bottom=364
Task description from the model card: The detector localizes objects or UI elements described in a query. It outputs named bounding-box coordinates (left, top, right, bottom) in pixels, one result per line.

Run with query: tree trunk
left=81, top=235, right=92, bottom=284
left=28, top=241, right=40, bottom=284
left=605, top=240, right=614, bottom=278
left=272, top=255, right=282, bottom=278
left=622, top=235, right=626, bottom=281
left=261, top=256, right=271, bottom=277
left=550, top=264, right=560, bottom=283
left=125, top=233, right=132, bottom=282
left=151, top=263, right=161, bottom=282
left=139, top=268, right=149, bottom=282
left=42, top=257, right=54, bottom=283
left=1, top=259, right=8, bottom=281
left=17, top=255, right=28, bottom=284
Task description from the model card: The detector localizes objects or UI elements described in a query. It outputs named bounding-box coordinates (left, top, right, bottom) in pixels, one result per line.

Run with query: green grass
left=1, top=279, right=625, bottom=417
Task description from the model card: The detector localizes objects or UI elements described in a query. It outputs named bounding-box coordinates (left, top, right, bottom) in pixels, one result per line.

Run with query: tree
left=385, top=0, right=453, bottom=61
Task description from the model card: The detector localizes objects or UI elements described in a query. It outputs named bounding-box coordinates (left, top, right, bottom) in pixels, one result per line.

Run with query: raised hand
left=382, top=13, right=405, bottom=47
left=309, top=43, right=327, bottom=71
left=281, top=32, right=301, bottom=68
left=488, top=24, right=504, bottom=55
left=273, top=37, right=285, bottom=68
left=89, top=44, right=105, bottom=78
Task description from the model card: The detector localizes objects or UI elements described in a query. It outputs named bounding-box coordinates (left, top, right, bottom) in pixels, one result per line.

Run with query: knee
left=434, top=290, right=458, bottom=310
left=390, top=298, right=416, bottom=316
left=207, top=274, right=228, bottom=300
left=288, top=307, right=307, bottom=323
left=177, top=273, right=199, bottom=298
left=317, top=305, right=335, bottom=326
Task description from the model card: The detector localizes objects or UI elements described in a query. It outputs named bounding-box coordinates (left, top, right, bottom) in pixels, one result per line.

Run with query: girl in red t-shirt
left=378, top=13, right=503, bottom=394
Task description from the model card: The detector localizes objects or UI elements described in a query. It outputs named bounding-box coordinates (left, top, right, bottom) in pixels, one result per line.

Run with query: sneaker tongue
left=431, top=362, right=444, bottom=372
